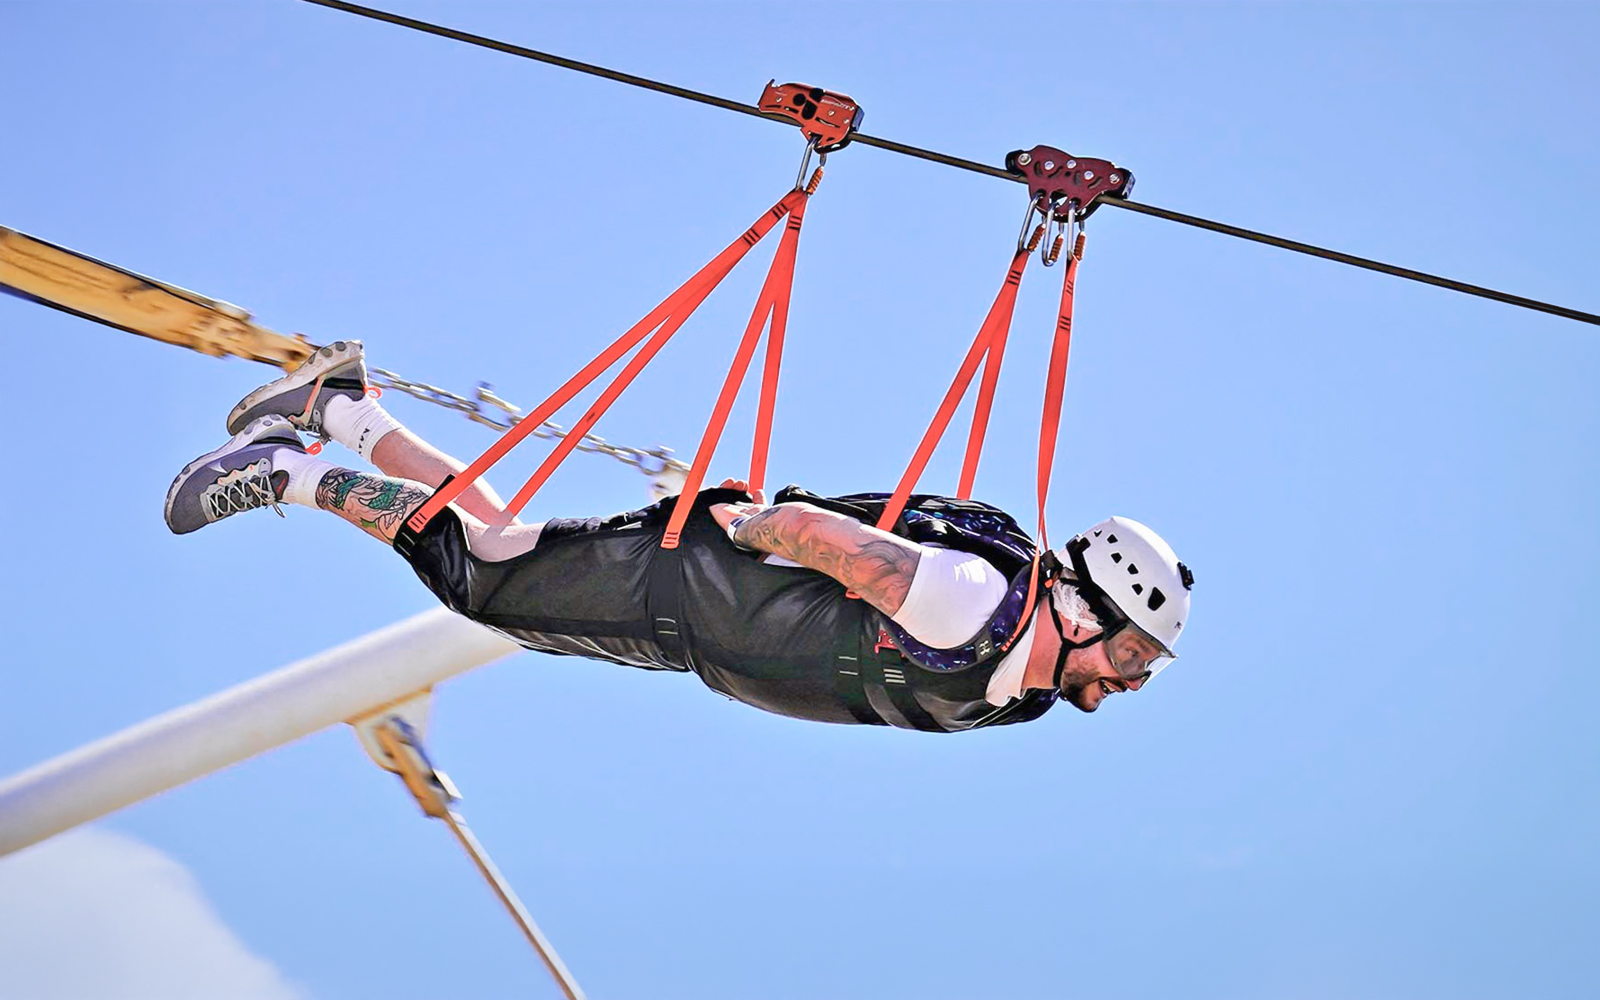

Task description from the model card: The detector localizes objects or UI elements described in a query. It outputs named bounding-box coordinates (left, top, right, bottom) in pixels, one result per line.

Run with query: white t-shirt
left=763, top=545, right=1036, bottom=707
left=764, top=545, right=1008, bottom=644
left=886, top=545, right=1039, bottom=708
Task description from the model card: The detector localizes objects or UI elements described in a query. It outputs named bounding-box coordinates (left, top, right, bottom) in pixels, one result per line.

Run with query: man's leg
left=165, top=423, right=545, bottom=561
left=298, top=461, right=541, bottom=561
left=321, top=395, right=516, bottom=526
left=316, top=402, right=545, bottom=559
left=222, top=340, right=543, bottom=560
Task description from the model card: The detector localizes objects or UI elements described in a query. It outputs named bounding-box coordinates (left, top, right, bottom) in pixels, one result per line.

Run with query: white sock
left=272, top=448, right=340, bottom=509
left=322, top=394, right=404, bottom=463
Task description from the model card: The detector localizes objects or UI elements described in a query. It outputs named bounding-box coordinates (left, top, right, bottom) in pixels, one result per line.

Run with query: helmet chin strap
left=1045, top=585, right=1102, bottom=691
left=1047, top=548, right=1137, bottom=693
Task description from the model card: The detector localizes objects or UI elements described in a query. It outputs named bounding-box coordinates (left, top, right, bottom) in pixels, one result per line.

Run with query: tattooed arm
left=711, top=500, right=922, bottom=616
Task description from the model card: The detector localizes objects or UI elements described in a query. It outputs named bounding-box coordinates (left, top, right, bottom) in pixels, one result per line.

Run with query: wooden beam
left=0, top=226, right=314, bottom=370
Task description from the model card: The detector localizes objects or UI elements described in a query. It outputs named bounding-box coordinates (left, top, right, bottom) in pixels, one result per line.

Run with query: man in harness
left=165, top=342, right=1194, bottom=732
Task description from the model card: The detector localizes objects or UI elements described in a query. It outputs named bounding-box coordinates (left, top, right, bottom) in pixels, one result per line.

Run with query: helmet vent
left=1147, top=588, right=1167, bottom=611
left=1111, top=552, right=1123, bottom=563
left=1107, top=534, right=1119, bottom=543
left=1126, top=563, right=1139, bottom=574
left=1132, top=583, right=1144, bottom=595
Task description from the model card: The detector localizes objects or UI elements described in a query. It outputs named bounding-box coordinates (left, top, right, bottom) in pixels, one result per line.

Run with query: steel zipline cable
left=300, top=0, right=1599, bottom=328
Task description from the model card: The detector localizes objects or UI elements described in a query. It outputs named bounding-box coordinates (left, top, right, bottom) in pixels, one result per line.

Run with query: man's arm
left=717, top=501, right=922, bottom=616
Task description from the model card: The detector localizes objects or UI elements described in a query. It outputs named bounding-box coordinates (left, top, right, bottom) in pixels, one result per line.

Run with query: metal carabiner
left=1067, top=203, right=1086, bottom=262
left=794, top=136, right=825, bottom=191
left=1016, top=195, right=1049, bottom=255
left=1042, top=200, right=1085, bottom=266
left=1041, top=202, right=1066, bottom=267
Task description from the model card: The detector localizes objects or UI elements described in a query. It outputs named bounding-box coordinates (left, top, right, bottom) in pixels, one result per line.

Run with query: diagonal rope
left=298, top=0, right=1598, bottom=328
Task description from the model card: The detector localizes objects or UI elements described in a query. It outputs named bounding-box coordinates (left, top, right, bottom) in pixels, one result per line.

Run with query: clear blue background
left=2, top=2, right=1597, bottom=997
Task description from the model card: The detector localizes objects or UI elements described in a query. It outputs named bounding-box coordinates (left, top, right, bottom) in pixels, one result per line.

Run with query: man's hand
left=708, top=478, right=767, bottom=535
left=704, top=478, right=921, bottom=616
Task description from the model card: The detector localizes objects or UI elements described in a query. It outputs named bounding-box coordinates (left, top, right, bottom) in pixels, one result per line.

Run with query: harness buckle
left=758, top=81, right=865, bottom=153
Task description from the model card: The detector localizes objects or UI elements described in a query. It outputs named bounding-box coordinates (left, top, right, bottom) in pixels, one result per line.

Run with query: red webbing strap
left=501, top=273, right=723, bottom=518
left=661, top=194, right=810, bottom=548
left=747, top=202, right=805, bottom=494
left=874, top=247, right=1032, bottom=532
left=956, top=271, right=1020, bottom=499
left=1033, top=243, right=1080, bottom=553
left=403, top=191, right=804, bottom=534
left=1009, top=236, right=1085, bottom=641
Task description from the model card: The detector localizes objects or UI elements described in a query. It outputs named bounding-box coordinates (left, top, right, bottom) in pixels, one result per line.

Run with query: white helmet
left=1059, top=516, right=1192, bottom=678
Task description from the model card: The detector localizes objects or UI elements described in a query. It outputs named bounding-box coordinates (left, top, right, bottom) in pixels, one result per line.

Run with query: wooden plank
left=0, top=226, right=314, bottom=370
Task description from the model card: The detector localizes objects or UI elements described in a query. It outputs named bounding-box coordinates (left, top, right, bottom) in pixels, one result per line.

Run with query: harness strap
left=662, top=192, right=811, bottom=548
left=875, top=247, right=1032, bottom=532
left=957, top=266, right=1021, bottom=500
left=1015, top=232, right=1087, bottom=627
left=833, top=650, right=880, bottom=726
left=869, top=639, right=946, bottom=732
left=500, top=262, right=728, bottom=518
left=832, top=621, right=946, bottom=731
left=1033, top=235, right=1082, bottom=554
left=747, top=199, right=805, bottom=494
left=646, top=532, right=689, bottom=667
left=864, top=228, right=1085, bottom=637
left=401, top=189, right=807, bottom=537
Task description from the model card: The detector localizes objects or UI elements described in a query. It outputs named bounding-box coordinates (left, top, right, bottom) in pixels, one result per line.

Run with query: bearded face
left=1053, top=626, right=1148, bottom=713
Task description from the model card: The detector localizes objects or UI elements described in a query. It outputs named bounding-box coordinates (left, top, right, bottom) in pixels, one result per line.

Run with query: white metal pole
left=0, top=607, right=520, bottom=857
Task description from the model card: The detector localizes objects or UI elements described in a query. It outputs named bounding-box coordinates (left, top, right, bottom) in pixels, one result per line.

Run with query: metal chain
left=369, top=367, right=690, bottom=479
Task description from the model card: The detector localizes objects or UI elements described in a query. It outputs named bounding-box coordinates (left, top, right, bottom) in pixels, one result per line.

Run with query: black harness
left=775, top=488, right=1060, bottom=729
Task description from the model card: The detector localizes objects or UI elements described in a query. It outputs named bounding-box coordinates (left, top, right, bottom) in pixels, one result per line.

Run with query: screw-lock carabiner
left=1017, top=195, right=1050, bottom=255
left=795, top=136, right=825, bottom=192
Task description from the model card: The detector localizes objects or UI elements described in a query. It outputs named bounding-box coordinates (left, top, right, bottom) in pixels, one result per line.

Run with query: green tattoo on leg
left=316, top=469, right=431, bottom=538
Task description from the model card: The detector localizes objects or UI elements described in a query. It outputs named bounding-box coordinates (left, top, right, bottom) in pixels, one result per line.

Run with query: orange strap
left=661, top=194, right=810, bottom=548
left=1010, top=235, right=1086, bottom=636
left=866, top=233, right=1084, bottom=633
left=957, top=277, right=1016, bottom=500
left=403, top=190, right=806, bottom=536
left=747, top=203, right=804, bottom=494
left=1033, top=239, right=1082, bottom=553
left=875, top=247, right=1032, bottom=532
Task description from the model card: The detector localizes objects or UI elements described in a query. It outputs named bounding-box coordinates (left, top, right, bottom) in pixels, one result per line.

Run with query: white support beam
left=0, top=608, right=520, bottom=857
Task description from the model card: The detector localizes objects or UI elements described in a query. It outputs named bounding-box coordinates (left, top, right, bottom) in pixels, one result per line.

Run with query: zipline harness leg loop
left=354, top=698, right=588, bottom=1000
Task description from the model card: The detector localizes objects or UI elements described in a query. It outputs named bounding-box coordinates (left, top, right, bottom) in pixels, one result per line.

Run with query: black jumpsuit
left=396, top=487, right=1055, bottom=733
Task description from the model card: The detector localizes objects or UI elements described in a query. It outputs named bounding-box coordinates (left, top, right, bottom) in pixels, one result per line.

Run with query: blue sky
left=2, top=2, right=1597, bottom=998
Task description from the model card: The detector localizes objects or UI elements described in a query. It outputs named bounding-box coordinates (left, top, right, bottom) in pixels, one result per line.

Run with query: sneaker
left=226, top=339, right=368, bottom=437
left=165, top=415, right=305, bottom=535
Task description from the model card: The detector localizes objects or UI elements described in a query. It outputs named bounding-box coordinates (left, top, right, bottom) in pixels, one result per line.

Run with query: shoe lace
left=205, top=471, right=286, bottom=520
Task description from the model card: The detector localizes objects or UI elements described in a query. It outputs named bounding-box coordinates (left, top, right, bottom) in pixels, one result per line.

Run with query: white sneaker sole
left=226, top=339, right=365, bottom=435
